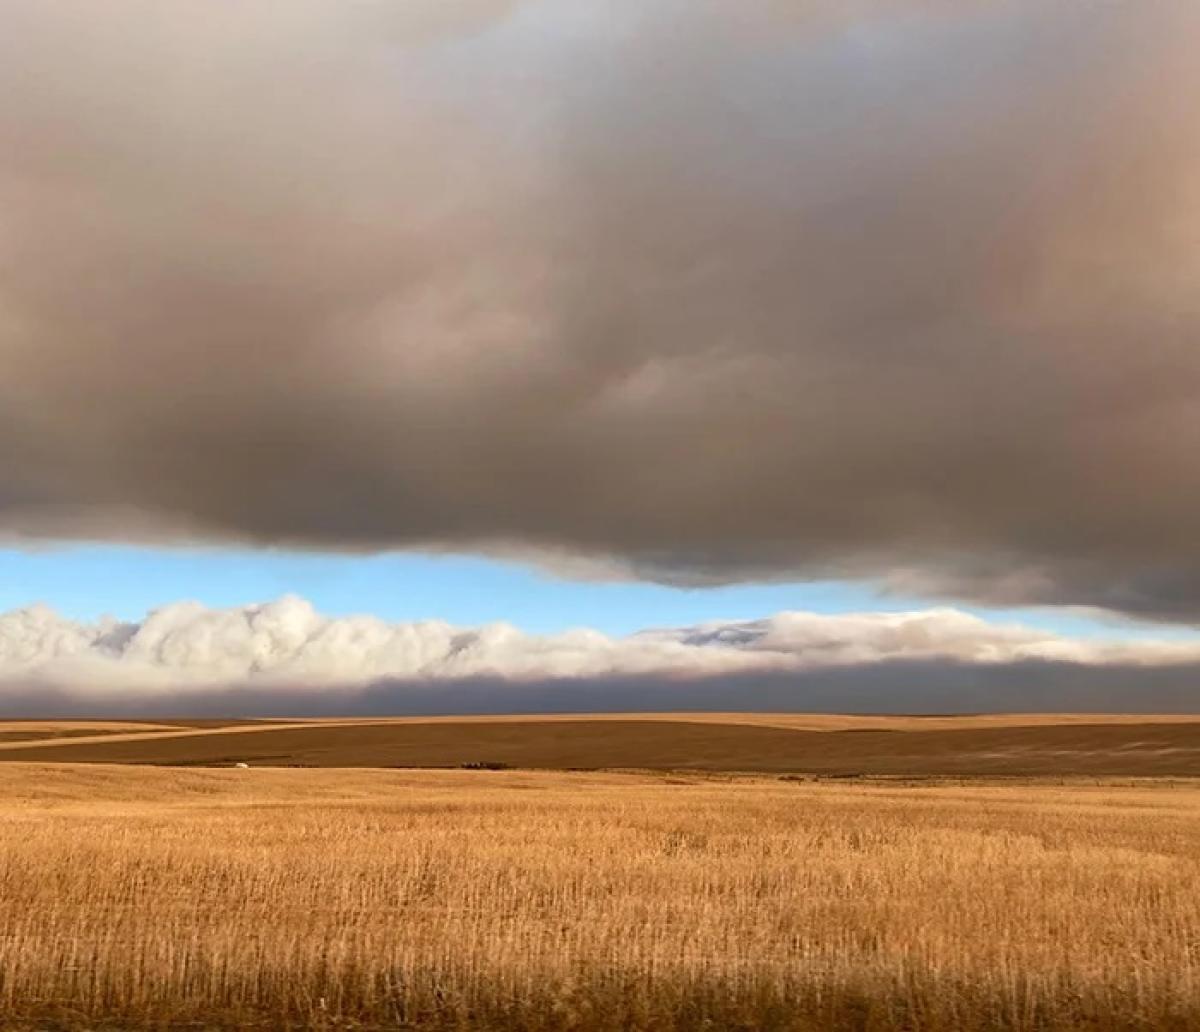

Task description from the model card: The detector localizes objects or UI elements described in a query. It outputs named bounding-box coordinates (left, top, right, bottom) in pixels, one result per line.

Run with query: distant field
left=2, top=713, right=1199, bottom=776
left=0, top=720, right=178, bottom=738
left=0, top=763, right=1197, bottom=1030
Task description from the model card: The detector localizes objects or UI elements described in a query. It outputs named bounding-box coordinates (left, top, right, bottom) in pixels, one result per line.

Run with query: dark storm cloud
left=6, top=663, right=1200, bottom=720
left=3, top=1, right=1200, bottom=619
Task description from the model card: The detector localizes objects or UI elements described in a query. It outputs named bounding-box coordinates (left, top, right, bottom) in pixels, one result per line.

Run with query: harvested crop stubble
left=0, top=764, right=1197, bottom=1030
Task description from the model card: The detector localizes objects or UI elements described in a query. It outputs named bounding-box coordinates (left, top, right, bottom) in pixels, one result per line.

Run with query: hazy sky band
left=4, top=596, right=1200, bottom=712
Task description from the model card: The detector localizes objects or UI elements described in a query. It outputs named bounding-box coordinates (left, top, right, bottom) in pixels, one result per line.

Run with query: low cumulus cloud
left=3, top=2, right=1200, bottom=619
left=4, top=596, right=1200, bottom=716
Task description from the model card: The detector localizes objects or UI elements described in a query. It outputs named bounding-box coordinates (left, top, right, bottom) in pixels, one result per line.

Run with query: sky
left=7, top=544, right=1193, bottom=641
left=1, top=546, right=916, bottom=635
left=2, top=0, right=1200, bottom=713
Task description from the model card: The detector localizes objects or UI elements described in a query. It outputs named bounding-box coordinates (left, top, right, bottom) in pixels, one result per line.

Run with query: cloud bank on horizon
left=3, top=2, right=1200, bottom=621
left=4, top=597, right=1200, bottom=715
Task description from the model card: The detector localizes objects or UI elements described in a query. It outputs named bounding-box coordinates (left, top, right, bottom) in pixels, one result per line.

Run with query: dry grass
left=1, top=764, right=1198, bottom=1030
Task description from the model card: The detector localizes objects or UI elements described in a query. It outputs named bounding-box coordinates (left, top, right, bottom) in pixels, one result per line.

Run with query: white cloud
left=2, top=596, right=1198, bottom=699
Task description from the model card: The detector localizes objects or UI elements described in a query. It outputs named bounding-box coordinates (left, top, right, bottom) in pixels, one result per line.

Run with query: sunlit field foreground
left=1, top=766, right=1198, bottom=1030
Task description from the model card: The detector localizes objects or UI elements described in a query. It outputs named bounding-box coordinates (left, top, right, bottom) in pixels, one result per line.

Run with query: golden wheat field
left=4, top=714, right=1200, bottom=775
left=0, top=763, right=1197, bottom=1031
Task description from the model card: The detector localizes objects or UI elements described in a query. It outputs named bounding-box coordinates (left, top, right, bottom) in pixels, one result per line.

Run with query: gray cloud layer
left=3, top=2, right=1200, bottom=618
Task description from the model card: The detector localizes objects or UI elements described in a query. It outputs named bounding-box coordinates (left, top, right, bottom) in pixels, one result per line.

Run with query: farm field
left=1, top=713, right=1199, bottom=776
left=0, top=763, right=1197, bottom=1030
